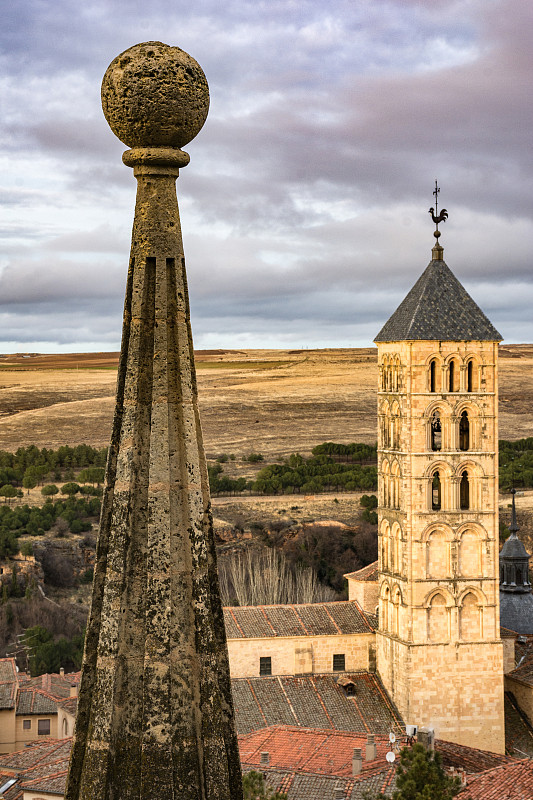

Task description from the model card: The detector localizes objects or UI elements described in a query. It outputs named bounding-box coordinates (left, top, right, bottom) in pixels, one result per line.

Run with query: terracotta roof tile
left=57, top=696, right=78, bottom=714
left=435, top=738, right=516, bottom=773
left=344, top=561, right=379, bottom=582
left=0, top=658, right=18, bottom=710
left=459, top=759, right=533, bottom=799
left=0, top=658, right=18, bottom=684
left=504, top=691, right=533, bottom=758
left=224, top=601, right=374, bottom=639
left=16, top=688, right=58, bottom=715
left=232, top=674, right=404, bottom=737
left=0, top=740, right=70, bottom=772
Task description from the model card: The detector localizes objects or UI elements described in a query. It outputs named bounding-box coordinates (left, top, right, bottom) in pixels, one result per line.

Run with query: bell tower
left=374, top=187, right=505, bottom=753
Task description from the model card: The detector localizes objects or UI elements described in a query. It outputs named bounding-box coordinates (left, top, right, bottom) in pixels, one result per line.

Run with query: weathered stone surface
left=65, top=42, right=242, bottom=800
left=101, top=41, right=210, bottom=149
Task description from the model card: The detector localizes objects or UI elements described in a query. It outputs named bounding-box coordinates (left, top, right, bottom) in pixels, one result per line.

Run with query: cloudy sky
left=1, top=0, right=532, bottom=352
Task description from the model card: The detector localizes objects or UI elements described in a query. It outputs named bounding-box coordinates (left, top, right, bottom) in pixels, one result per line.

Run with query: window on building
left=333, top=653, right=345, bottom=671
left=430, top=411, right=442, bottom=451
left=22, top=719, right=31, bottom=730
left=459, top=411, right=470, bottom=451
left=448, top=360, right=455, bottom=392
left=429, top=360, right=437, bottom=392
left=38, top=719, right=51, bottom=736
left=460, top=471, right=470, bottom=510
left=467, top=360, right=474, bottom=392
left=259, top=657, right=272, bottom=676
left=432, top=472, right=441, bottom=511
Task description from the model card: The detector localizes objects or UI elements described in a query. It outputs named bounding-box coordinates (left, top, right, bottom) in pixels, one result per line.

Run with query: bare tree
left=218, top=548, right=336, bottom=606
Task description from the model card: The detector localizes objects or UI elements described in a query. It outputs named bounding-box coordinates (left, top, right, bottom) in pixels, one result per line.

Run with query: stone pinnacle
left=64, top=42, right=243, bottom=800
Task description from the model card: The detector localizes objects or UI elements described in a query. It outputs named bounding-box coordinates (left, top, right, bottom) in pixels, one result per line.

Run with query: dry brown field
left=0, top=345, right=532, bottom=458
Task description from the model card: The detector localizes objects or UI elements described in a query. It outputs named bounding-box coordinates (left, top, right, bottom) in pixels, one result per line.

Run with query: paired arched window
left=460, top=592, right=481, bottom=640
left=432, top=472, right=441, bottom=511
left=467, top=360, right=474, bottom=392
left=428, top=593, right=449, bottom=642
left=459, top=411, right=470, bottom=451
left=448, top=359, right=460, bottom=392
left=460, top=471, right=470, bottom=510
left=427, top=529, right=448, bottom=578
left=459, top=529, right=482, bottom=576
left=429, top=359, right=437, bottom=392
left=430, top=411, right=442, bottom=451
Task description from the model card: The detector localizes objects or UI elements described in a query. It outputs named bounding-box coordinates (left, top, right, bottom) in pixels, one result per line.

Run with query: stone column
left=64, top=42, right=243, bottom=800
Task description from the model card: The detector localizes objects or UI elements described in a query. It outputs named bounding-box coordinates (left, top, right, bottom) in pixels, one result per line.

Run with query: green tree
left=61, top=482, right=80, bottom=496
left=392, top=744, right=460, bottom=800
left=20, top=541, right=33, bottom=558
left=242, top=771, right=287, bottom=800
left=0, top=484, right=17, bottom=503
left=22, top=473, right=37, bottom=494
left=41, top=484, right=59, bottom=497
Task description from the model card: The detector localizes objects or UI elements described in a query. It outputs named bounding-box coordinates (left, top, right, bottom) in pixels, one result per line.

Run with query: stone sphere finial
left=101, top=41, right=209, bottom=149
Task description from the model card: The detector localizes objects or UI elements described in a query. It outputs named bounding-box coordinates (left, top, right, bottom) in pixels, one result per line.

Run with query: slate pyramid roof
left=374, top=247, right=502, bottom=342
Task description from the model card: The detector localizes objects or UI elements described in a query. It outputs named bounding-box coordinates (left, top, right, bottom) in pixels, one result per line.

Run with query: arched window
left=432, top=472, right=441, bottom=511
left=382, top=586, right=390, bottom=631
left=392, top=589, right=401, bottom=636
left=427, top=530, right=447, bottom=578
left=428, top=594, right=449, bottom=642
left=448, top=360, right=456, bottom=392
left=459, top=529, right=481, bottom=576
left=429, top=359, right=437, bottom=392
left=391, top=461, right=401, bottom=509
left=460, top=471, right=470, bottom=510
left=460, top=593, right=480, bottom=640
left=382, top=460, right=391, bottom=507
left=517, top=567, right=523, bottom=585
left=380, top=521, right=390, bottom=571
left=430, top=411, right=442, bottom=451
left=459, top=411, right=470, bottom=451
left=467, top=360, right=474, bottom=392
left=391, top=401, right=400, bottom=450
left=62, top=717, right=69, bottom=737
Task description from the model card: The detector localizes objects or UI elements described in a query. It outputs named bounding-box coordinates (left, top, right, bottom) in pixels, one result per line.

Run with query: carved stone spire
left=64, top=42, right=243, bottom=800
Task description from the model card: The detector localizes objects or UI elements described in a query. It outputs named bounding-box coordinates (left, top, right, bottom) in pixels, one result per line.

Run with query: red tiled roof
left=344, top=561, right=379, bottom=582
left=0, top=658, right=18, bottom=711
left=459, top=759, right=533, bottom=799
left=57, top=696, right=78, bottom=714
left=500, top=626, right=518, bottom=639
left=224, top=600, right=375, bottom=639
left=16, top=687, right=58, bottom=716
left=232, top=673, right=404, bottom=736
left=507, top=653, right=533, bottom=687
left=0, top=740, right=70, bottom=773
left=435, top=738, right=516, bottom=773
left=239, top=725, right=391, bottom=777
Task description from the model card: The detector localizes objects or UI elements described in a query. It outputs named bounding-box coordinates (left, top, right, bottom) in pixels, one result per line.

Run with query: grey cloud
left=1, top=0, right=532, bottom=351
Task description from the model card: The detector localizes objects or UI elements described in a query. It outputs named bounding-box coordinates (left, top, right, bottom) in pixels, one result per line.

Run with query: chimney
left=260, top=752, right=269, bottom=767
left=333, top=786, right=345, bottom=800
left=365, top=733, right=377, bottom=762
left=41, top=673, right=51, bottom=693
left=352, top=747, right=362, bottom=776
left=59, top=667, right=65, bottom=677
left=70, top=684, right=78, bottom=699
left=417, top=727, right=435, bottom=751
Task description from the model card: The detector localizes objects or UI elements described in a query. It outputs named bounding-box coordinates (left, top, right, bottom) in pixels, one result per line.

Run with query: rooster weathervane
left=428, top=179, right=448, bottom=241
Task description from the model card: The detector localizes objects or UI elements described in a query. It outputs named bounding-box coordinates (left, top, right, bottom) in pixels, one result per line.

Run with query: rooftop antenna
left=428, top=180, right=448, bottom=259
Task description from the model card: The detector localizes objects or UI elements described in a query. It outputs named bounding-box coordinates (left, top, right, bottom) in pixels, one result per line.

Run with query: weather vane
left=428, top=179, right=448, bottom=241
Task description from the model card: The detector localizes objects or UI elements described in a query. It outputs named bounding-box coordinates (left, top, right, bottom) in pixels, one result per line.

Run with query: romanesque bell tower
left=373, top=188, right=505, bottom=754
